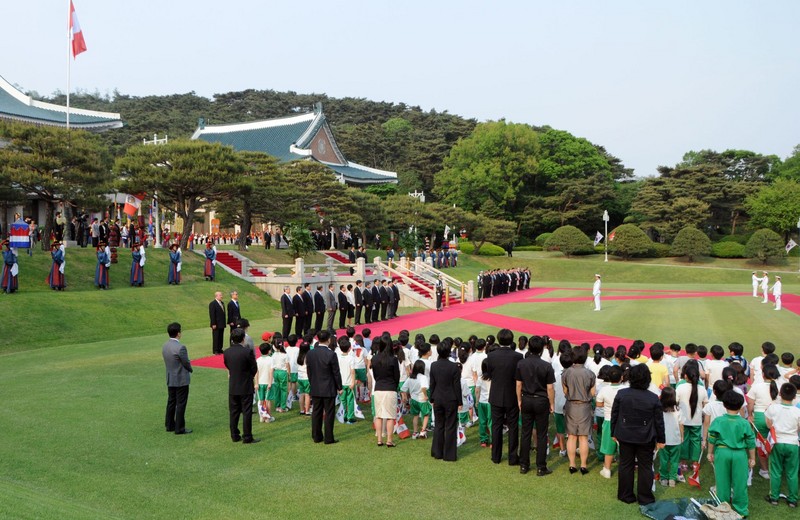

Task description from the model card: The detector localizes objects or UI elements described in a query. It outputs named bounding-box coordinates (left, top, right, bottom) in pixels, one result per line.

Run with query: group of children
left=244, top=324, right=800, bottom=516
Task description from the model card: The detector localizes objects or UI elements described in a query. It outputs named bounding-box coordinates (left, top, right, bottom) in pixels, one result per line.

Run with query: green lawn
left=1, top=250, right=795, bottom=518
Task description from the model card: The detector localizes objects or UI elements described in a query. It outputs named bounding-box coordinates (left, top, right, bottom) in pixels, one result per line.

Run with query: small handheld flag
left=609, top=231, right=616, bottom=242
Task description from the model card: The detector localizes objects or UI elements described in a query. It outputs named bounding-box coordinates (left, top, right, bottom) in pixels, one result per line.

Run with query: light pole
left=603, top=210, right=610, bottom=262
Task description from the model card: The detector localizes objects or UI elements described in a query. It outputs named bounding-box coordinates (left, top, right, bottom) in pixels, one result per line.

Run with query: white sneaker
left=677, top=475, right=686, bottom=483
left=600, top=468, right=611, bottom=479
left=559, top=450, right=567, bottom=457
left=759, top=469, right=770, bottom=480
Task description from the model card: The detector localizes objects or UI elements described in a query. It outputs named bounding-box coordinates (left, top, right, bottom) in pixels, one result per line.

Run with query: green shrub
left=711, top=242, right=746, bottom=258
left=513, top=245, right=543, bottom=251
left=745, top=229, right=785, bottom=264
left=609, top=224, right=653, bottom=260
left=544, top=225, right=594, bottom=258
left=717, top=233, right=752, bottom=245
left=670, top=226, right=712, bottom=261
left=534, top=232, right=552, bottom=247
left=458, top=240, right=506, bottom=256
left=646, top=243, right=673, bottom=258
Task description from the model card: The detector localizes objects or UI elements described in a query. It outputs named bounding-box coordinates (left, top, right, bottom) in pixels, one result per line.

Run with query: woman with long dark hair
left=371, top=336, right=400, bottom=447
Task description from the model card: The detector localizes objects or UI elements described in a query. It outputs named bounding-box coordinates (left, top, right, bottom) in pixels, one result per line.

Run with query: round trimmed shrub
left=534, top=232, right=552, bottom=247
left=609, top=224, right=653, bottom=260
left=458, top=240, right=506, bottom=256
left=670, top=226, right=712, bottom=262
left=711, top=241, right=746, bottom=258
left=544, top=225, right=594, bottom=258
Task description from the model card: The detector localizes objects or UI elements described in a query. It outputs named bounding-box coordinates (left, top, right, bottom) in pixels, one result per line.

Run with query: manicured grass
left=1, top=250, right=795, bottom=519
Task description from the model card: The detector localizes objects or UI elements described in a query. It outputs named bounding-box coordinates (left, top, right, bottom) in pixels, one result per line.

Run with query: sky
left=3, top=1, right=799, bottom=177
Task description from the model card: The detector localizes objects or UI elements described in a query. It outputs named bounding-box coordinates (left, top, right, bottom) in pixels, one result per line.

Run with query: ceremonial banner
left=786, top=239, right=797, bottom=253
left=594, top=231, right=603, bottom=246
left=9, top=219, right=30, bottom=249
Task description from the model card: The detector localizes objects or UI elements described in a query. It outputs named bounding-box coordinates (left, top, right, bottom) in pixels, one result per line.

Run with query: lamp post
left=603, top=210, right=610, bottom=262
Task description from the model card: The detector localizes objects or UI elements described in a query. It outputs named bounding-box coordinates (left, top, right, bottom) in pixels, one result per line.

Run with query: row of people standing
left=476, top=268, right=531, bottom=300
left=279, top=280, right=401, bottom=339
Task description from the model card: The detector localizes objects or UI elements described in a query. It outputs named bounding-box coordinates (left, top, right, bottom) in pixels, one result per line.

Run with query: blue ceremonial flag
left=594, top=231, right=603, bottom=247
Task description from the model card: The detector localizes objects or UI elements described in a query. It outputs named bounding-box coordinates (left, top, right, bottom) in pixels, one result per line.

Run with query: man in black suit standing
left=292, top=286, right=307, bottom=337
left=305, top=330, right=342, bottom=444
left=227, top=290, right=241, bottom=342
left=163, top=322, right=192, bottom=435
left=378, top=280, right=389, bottom=321
left=389, top=279, right=400, bottom=318
left=313, top=285, right=326, bottom=334
left=280, top=286, right=294, bottom=338
left=516, top=336, right=556, bottom=475
left=370, top=281, right=381, bottom=322
left=209, top=291, right=226, bottom=355
left=337, top=285, right=348, bottom=330
left=348, top=245, right=357, bottom=275
left=302, top=283, right=314, bottom=334
left=485, top=328, right=523, bottom=466
left=354, top=280, right=364, bottom=325
left=430, top=342, right=461, bottom=461
left=363, top=281, right=374, bottom=324
left=223, top=328, right=259, bottom=444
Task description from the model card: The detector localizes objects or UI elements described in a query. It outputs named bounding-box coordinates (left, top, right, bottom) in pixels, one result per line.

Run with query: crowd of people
left=166, top=320, right=800, bottom=516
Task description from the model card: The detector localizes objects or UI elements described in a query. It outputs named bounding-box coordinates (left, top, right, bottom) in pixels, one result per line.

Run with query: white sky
left=3, top=1, right=799, bottom=177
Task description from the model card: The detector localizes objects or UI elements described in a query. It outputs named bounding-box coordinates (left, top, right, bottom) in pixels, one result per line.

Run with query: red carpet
left=192, top=287, right=794, bottom=369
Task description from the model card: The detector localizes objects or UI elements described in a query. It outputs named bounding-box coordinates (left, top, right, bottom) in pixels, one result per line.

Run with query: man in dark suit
left=292, top=286, right=307, bottom=337
left=209, top=291, right=226, bottom=355
left=378, top=280, right=389, bottom=321
left=337, top=285, right=348, bottom=330
left=313, top=285, right=326, bottom=334
left=348, top=246, right=357, bottom=275
left=430, top=342, right=461, bottom=461
left=223, top=328, right=259, bottom=444
left=370, top=282, right=381, bottom=322
left=485, top=328, right=523, bottom=466
left=354, top=280, right=364, bottom=325
left=280, top=286, right=294, bottom=338
left=516, top=336, right=556, bottom=475
left=362, top=281, right=374, bottom=324
left=386, top=280, right=396, bottom=319
left=301, top=283, right=314, bottom=334
left=227, top=290, right=241, bottom=342
left=305, top=330, right=342, bottom=444
left=163, top=322, right=192, bottom=435
left=435, top=275, right=444, bottom=311
left=390, top=280, right=400, bottom=318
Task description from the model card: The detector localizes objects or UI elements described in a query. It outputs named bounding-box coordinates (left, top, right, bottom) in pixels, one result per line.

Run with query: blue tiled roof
left=0, top=75, right=122, bottom=130
left=325, top=162, right=398, bottom=184
left=195, top=119, right=310, bottom=162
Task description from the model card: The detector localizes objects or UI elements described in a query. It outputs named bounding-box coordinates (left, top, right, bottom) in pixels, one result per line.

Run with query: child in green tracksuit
left=337, top=337, right=356, bottom=424
left=707, top=390, right=756, bottom=517
left=764, top=383, right=800, bottom=508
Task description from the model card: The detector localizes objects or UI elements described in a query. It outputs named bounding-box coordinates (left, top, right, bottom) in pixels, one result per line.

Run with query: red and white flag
left=123, top=193, right=145, bottom=217
left=70, top=1, right=87, bottom=58
left=609, top=231, right=616, bottom=242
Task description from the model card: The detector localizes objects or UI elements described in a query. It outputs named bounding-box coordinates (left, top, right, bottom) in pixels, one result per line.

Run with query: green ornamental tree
left=544, top=225, right=593, bottom=258
left=284, top=222, right=316, bottom=259
left=744, top=179, right=800, bottom=240
left=745, top=229, right=785, bottom=265
left=609, top=224, right=652, bottom=260
left=116, top=140, right=243, bottom=250
left=670, top=226, right=712, bottom=262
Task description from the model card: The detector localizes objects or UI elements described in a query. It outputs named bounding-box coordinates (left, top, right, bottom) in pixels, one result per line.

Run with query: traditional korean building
left=0, top=75, right=122, bottom=132
left=191, top=103, right=397, bottom=185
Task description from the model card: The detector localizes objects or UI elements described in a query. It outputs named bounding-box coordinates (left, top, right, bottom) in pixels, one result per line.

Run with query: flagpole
left=66, top=0, right=71, bottom=132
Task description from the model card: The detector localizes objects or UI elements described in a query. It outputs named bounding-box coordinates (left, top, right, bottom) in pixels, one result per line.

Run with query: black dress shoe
left=508, top=461, right=519, bottom=466
left=243, top=438, right=261, bottom=444
left=324, top=439, right=339, bottom=445
left=232, top=436, right=242, bottom=442
left=569, top=466, right=578, bottom=474
left=166, top=428, right=175, bottom=433
left=519, top=466, right=529, bottom=475
left=580, top=467, right=589, bottom=475
left=175, top=429, right=192, bottom=435
left=537, top=468, right=553, bottom=477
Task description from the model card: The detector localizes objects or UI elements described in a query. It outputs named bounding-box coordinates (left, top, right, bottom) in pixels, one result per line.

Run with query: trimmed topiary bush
left=745, top=229, right=785, bottom=264
left=513, top=245, right=543, bottom=252
left=609, top=224, right=653, bottom=260
left=544, top=225, right=594, bottom=258
left=670, top=226, right=712, bottom=262
left=534, top=232, right=552, bottom=247
left=711, top=242, right=746, bottom=258
left=458, top=240, right=506, bottom=256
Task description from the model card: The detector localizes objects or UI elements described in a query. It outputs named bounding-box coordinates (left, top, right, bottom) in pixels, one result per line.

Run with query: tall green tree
left=470, top=217, right=517, bottom=255
left=773, top=144, right=800, bottom=181
left=116, top=140, right=243, bottom=250
left=433, top=120, right=540, bottom=219
left=0, top=122, right=113, bottom=249
left=744, top=179, right=800, bottom=240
